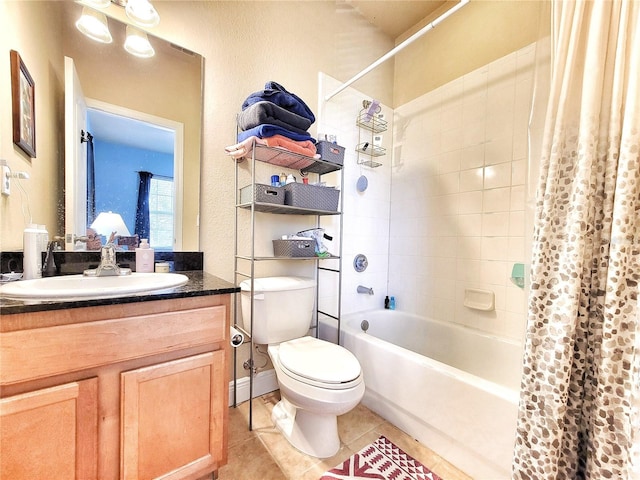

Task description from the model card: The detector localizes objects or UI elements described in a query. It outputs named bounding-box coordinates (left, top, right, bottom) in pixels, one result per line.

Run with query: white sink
left=0, top=272, right=189, bottom=301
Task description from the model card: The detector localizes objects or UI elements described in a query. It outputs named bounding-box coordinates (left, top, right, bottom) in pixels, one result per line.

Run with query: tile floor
left=218, top=391, right=473, bottom=480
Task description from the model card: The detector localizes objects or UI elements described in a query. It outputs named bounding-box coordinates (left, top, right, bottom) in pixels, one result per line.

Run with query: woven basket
left=283, top=183, right=339, bottom=211
left=239, top=184, right=284, bottom=205
left=272, top=239, right=315, bottom=257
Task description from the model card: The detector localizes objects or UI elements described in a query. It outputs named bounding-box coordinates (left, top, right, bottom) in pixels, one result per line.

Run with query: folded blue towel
left=242, top=81, right=315, bottom=124
left=238, top=101, right=312, bottom=135
left=237, top=124, right=316, bottom=143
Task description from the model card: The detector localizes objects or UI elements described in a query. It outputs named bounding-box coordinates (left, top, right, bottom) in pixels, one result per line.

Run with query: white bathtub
left=320, top=309, right=522, bottom=479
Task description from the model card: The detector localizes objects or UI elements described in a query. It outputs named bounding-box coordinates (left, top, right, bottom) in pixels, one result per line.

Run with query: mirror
left=61, top=2, right=203, bottom=251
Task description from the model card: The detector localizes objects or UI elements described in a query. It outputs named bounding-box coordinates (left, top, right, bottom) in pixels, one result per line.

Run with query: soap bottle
left=384, top=296, right=390, bottom=309
left=136, top=239, right=154, bottom=273
left=389, top=296, right=396, bottom=310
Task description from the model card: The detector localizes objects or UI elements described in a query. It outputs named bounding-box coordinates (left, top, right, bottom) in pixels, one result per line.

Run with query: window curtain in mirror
left=512, top=1, right=640, bottom=479
left=84, top=131, right=96, bottom=225
left=135, top=171, right=153, bottom=241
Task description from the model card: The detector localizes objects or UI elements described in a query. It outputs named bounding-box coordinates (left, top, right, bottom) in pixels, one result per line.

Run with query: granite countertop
left=0, top=271, right=239, bottom=315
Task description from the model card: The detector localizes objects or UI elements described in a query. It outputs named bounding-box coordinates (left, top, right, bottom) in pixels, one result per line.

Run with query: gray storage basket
left=272, top=239, right=315, bottom=257
left=315, top=141, right=345, bottom=166
left=239, top=184, right=284, bottom=205
left=283, top=183, right=340, bottom=211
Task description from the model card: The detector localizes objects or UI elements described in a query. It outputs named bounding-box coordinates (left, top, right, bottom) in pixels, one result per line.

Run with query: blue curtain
left=135, top=171, right=153, bottom=240
left=84, top=131, right=96, bottom=225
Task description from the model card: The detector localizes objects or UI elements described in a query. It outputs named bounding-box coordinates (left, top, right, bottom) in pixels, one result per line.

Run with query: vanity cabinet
left=121, top=351, right=226, bottom=480
left=0, top=378, right=98, bottom=479
left=0, top=294, right=230, bottom=480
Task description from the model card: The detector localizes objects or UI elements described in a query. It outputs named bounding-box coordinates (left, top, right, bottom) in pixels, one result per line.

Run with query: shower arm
left=324, top=0, right=470, bottom=102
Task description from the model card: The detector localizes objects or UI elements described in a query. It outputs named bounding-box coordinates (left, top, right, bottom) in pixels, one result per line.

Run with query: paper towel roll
left=230, top=326, right=244, bottom=348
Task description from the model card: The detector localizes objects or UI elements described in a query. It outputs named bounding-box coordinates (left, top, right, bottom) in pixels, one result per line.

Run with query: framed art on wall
left=10, top=50, right=36, bottom=158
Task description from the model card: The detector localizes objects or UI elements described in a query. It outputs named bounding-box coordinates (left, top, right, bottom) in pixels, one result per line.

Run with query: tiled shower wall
left=388, top=43, right=539, bottom=341
left=317, top=74, right=392, bottom=318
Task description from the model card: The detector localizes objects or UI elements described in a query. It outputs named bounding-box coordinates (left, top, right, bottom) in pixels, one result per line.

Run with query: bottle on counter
left=135, top=238, right=155, bottom=273
left=23, top=224, right=47, bottom=279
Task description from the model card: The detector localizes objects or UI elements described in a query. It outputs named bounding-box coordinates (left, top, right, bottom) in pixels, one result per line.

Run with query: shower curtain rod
left=324, top=0, right=470, bottom=102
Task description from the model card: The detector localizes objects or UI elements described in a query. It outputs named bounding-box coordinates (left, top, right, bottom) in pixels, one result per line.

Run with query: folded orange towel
left=262, top=134, right=317, bottom=157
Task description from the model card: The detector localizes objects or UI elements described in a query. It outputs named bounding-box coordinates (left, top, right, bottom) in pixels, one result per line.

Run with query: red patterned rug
left=320, top=435, right=443, bottom=480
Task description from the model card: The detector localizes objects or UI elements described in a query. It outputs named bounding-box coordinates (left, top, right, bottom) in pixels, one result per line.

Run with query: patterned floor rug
left=320, top=435, right=443, bottom=480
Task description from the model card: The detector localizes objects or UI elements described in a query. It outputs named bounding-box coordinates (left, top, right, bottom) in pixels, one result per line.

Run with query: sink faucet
left=357, top=285, right=374, bottom=295
left=84, top=242, right=132, bottom=277
left=42, top=239, right=61, bottom=277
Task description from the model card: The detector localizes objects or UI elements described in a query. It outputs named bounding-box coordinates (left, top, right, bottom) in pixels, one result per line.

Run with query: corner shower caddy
left=232, top=140, right=344, bottom=430
left=355, top=107, right=387, bottom=168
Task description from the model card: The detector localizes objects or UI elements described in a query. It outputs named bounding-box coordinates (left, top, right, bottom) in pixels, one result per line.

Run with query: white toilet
left=240, top=276, right=365, bottom=458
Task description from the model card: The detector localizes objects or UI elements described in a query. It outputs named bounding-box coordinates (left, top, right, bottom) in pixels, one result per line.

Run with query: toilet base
left=271, top=397, right=340, bottom=458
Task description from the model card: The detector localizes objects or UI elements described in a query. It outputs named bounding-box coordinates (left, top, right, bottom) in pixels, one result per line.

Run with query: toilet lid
left=278, top=337, right=361, bottom=384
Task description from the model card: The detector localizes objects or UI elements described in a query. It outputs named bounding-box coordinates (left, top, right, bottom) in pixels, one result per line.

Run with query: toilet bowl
left=240, top=276, right=365, bottom=458
left=268, top=336, right=365, bottom=458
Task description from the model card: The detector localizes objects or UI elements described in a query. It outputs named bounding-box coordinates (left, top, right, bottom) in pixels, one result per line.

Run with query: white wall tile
left=459, top=167, right=484, bottom=192
left=484, top=163, right=512, bottom=189
left=485, top=136, right=514, bottom=166
left=483, top=187, right=511, bottom=213
left=512, top=159, right=527, bottom=185
left=482, top=212, right=510, bottom=236
left=382, top=42, right=541, bottom=340
left=459, top=191, right=483, bottom=214
left=461, top=144, right=485, bottom=170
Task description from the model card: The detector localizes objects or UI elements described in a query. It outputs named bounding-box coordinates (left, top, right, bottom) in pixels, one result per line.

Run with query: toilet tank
left=240, top=276, right=316, bottom=344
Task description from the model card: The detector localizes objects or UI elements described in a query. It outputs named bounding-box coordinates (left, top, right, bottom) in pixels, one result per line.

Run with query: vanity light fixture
left=76, top=7, right=113, bottom=44
left=124, top=25, right=155, bottom=58
left=81, top=0, right=112, bottom=9
left=125, top=0, right=160, bottom=28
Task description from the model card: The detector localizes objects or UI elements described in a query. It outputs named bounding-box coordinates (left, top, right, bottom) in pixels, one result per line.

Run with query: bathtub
left=320, top=309, right=522, bottom=479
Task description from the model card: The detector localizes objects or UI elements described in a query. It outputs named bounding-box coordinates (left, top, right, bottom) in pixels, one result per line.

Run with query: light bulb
left=124, top=25, right=155, bottom=58
left=75, top=7, right=113, bottom=44
left=125, top=0, right=160, bottom=28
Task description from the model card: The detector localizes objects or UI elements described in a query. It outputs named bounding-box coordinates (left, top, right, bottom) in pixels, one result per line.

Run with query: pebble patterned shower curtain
left=512, top=1, right=640, bottom=479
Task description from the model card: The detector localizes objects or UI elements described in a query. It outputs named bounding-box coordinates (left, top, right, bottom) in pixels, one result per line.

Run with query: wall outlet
left=1, top=165, right=10, bottom=196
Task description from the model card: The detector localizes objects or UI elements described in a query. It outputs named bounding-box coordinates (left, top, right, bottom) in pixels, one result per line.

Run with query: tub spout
left=357, top=285, right=374, bottom=295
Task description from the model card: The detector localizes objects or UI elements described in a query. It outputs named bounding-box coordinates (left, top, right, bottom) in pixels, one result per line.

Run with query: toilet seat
left=277, top=337, right=362, bottom=390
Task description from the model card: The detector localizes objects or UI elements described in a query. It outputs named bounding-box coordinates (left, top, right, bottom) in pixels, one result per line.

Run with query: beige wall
left=393, top=1, right=549, bottom=107
left=0, top=1, right=64, bottom=251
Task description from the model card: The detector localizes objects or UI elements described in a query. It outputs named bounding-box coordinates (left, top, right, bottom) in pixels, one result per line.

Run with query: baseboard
left=228, top=369, right=279, bottom=406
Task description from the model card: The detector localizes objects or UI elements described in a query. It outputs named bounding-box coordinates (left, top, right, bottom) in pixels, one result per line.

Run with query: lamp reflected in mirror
left=91, top=211, right=131, bottom=239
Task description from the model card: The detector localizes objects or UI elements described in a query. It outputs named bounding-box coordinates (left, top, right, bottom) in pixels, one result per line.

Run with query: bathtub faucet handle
left=357, top=285, right=374, bottom=295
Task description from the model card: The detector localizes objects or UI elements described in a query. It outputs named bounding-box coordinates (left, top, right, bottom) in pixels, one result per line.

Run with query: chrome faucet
left=42, top=239, right=61, bottom=277
left=357, top=285, right=374, bottom=295
left=84, top=242, right=131, bottom=277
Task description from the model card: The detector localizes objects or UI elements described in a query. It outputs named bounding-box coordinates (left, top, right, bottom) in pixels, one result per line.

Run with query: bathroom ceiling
left=347, top=0, right=448, bottom=38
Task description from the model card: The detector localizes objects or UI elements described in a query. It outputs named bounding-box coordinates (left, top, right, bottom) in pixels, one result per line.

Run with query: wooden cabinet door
left=120, top=350, right=227, bottom=480
left=0, top=377, right=98, bottom=479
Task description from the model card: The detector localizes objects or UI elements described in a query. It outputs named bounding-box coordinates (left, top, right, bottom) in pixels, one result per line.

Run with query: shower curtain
left=513, top=1, right=640, bottom=479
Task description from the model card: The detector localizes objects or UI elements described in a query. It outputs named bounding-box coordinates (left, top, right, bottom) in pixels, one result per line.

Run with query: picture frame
left=10, top=50, right=36, bottom=158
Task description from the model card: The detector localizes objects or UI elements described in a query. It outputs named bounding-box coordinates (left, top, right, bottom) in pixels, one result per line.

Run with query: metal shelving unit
left=232, top=140, right=344, bottom=430
left=356, top=108, right=388, bottom=168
